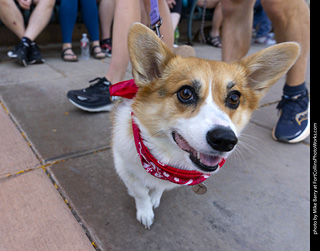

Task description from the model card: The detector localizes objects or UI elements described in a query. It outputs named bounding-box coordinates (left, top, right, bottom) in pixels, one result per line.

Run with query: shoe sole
left=68, top=98, right=113, bottom=112
left=16, top=57, right=27, bottom=67
left=272, top=103, right=310, bottom=143
left=28, top=58, right=45, bottom=65
left=8, top=51, right=28, bottom=67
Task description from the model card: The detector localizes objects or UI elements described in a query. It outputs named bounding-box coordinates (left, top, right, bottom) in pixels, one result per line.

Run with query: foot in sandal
left=61, top=45, right=78, bottom=62
left=205, top=33, right=222, bottom=48
left=91, top=45, right=107, bottom=59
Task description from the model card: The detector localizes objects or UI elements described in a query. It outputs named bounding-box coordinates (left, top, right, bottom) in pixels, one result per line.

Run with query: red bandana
left=110, top=79, right=226, bottom=186
left=109, top=79, right=138, bottom=99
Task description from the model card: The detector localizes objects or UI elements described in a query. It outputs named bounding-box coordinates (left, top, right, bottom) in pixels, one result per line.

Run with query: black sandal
left=91, top=46, right=107, bottom=59
left=205, top=34, right=222, bottom=48
left=61, top=47, right=78, bottom=62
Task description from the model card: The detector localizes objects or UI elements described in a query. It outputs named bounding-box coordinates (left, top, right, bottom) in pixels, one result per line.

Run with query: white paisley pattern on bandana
left=132, top=113, right=225, bottom=186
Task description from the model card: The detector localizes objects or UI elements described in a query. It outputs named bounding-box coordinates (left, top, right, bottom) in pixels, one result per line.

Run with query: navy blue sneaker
left=272, top=90, right=310, bottom=143
left=67, top=77, right=114, bottom=112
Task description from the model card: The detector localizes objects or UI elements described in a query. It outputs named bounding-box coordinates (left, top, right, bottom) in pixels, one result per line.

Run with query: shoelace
left=15, top=41, right=29, bottom=50
left=276, top=93, right=308, bottom=120
left=89, top=77, right=111, bottom=87
left=87, top=77, right=119, bottom=101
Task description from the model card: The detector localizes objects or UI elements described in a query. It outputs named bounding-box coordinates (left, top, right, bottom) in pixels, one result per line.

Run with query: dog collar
left=110, top=79, right=226, bottom=186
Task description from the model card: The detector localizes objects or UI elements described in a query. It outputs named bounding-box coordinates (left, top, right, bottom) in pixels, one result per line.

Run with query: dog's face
left=128, top=23, right=300, bottom=173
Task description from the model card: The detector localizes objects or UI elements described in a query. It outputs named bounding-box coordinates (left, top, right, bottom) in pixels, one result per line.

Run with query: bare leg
left=210, top=1, right=223, bottom=37
left=158, top=0, right=174, bottom=47
left=170, top=13, right=180, bottom=32
left=197, top=0, right=223, bottom=37
left=105, top=0, right=141, bottom=83
left=143, top=0, right=174, bottom=49
left=261, top=0, right=310, bottom=87
left=0, top=0, right=25, bottom=39
left=99, top=0, right=115, bottom=40
left=106, top=0, right=173, bottom=84
left=140, top=0, right=149, bottom=25
left=24, top=0, right=55, bottom=41
left=221, top=0, right=255, bottom=62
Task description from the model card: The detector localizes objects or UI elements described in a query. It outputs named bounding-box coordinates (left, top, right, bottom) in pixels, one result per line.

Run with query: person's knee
left=261, top=0, right=285, bottom=20
left=261, top=0, right=307, bottom=26
left=0, top=0, right=12, bottom=6
left=221, top=0, right=254, bottom=17
left=33, top=0, right=55, bottom=8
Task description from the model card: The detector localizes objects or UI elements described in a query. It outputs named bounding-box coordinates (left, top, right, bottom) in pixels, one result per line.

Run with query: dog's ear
left=239, top=42, right=300, bottom=98
left=128, top=23, right=175, bottom=87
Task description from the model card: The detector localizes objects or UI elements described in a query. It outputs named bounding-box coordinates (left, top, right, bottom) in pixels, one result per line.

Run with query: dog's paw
left=136, top=207, right=154, bottom=229
left=149, top=189, right=163, bottom=209
left=150, top=196, right=161, bottom=209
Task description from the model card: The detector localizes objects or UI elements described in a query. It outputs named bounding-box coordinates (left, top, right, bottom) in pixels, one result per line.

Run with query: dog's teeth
left=197, top=152, right=201, bottom=160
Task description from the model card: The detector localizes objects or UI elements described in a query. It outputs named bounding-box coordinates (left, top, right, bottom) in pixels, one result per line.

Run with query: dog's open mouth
left=172, top=132, right=222, bottom=172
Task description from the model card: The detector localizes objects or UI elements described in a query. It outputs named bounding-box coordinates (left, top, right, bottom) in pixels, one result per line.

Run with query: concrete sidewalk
left=0, top=42, right=310, bottom=251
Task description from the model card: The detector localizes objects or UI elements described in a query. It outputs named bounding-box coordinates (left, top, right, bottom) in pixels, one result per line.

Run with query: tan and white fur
left=112, top=23, right=300, bottom=229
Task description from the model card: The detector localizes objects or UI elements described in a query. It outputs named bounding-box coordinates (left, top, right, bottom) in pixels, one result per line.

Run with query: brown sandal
left=61, top=47, right=78, bottom=62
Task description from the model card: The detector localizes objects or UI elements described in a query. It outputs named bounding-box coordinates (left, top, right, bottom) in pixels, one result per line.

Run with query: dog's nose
left=206, top=127, right=238, bottom=152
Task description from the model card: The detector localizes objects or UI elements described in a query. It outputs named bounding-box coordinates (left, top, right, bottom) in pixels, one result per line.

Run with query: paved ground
left=0, top=40, right=310, bottom=251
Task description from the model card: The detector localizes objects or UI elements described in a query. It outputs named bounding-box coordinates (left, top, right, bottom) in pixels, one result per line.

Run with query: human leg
left=66, top=0, right=173, bottom=111
left=261, top=0, right=310, bottom=143
left=105, top=0, right=141, bottom=83
left=24, top=0, right=55, bottom=41
left=211, top=1, right=222, bottom=37
left=159, top=0, right=174, bottom=47
left=253, top=0, right=271, bottom=39
left=196, top=0, right=222, bottom=38
left=59, top=0, right=77, bottom=43
left=143, top=0, right=174, bottom=48
left=169, top=0, right=182, bottom=33
left=0, top=0, right=25, bottom=39
left=99, top=0, right=115, bottom=40
left=59, top=0, right=78, bottom=61
left=99, top=0, right=114, bottom=56
left=261, top=0, right=310, bottom=87
left=79, top=0, right=106, bottom=59
left=66, top=0, right=140, bottom=111
left=221, top=0, right=255, bottom=62
left=79, top=0, right=100, bottom=42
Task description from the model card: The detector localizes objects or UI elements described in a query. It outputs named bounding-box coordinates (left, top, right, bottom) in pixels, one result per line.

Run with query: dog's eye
left=226, top=91, right=241, bottom=109
left=177, top=86, right=197, bottom=104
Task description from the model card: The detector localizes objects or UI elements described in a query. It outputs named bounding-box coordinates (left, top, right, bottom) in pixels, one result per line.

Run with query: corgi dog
left=111, top=23, right=300, bottom=229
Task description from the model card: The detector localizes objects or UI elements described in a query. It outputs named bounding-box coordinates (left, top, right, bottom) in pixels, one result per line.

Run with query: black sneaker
left=67, top=77, right=114, bottom=112
left=7, top=41, right=29, bottom=66
left=272, top=90, right=310, bottom=143
left=28, top=42, right=45, bottom=64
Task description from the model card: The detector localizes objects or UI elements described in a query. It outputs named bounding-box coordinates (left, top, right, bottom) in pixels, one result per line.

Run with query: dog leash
left=149, top=0, right=162, bottom=38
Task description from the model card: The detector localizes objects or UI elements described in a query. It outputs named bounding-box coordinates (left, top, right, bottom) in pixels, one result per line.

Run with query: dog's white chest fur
left=112, top=100, right=178, bottom=228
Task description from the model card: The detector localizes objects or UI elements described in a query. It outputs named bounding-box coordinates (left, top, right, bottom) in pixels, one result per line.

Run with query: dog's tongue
left=198, top=153, right=221, bottom=167
left=173, top=132, right=221, bottom=167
